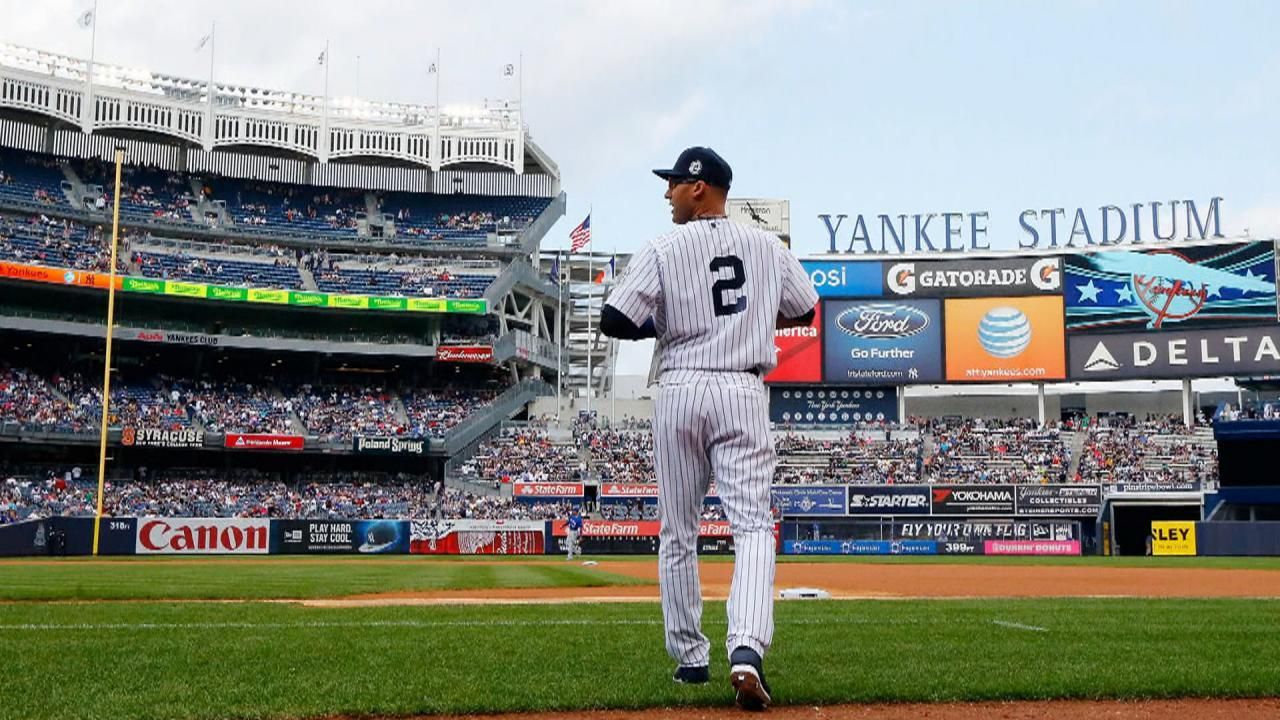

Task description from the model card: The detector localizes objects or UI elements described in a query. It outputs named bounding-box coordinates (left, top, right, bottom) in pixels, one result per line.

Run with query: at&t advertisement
left=944, top=296, right=1066, bottom=382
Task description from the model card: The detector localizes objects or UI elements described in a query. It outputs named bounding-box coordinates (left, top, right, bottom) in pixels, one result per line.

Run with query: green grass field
left=2, top=557, right=1279, bottom=720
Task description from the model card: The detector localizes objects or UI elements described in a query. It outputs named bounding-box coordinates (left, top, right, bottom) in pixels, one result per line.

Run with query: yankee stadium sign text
left=819, top=197, right=1223, bottom=255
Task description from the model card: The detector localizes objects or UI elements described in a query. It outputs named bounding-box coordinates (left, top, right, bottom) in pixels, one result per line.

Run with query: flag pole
left=205, top=21, right=216, bottom=150
left=92, top=147, right=126, bottom=556
left=610, top=248, right=617, bottom=424
left=585, top=208, right=593, bottom=418
left=556, top=249, right=563, bottom=425
left=85, top=0, right=99, bottom=133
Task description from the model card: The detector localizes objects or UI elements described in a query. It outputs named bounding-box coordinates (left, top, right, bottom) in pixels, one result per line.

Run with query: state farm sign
left=512, top=482, right=585, bottom=497
left=437, top=345, right=493, bottom=363
left=135, top=518, right=270, bottom=554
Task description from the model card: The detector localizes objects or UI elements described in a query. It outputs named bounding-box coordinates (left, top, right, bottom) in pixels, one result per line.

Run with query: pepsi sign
left=801, top=260, right=883, bottom=298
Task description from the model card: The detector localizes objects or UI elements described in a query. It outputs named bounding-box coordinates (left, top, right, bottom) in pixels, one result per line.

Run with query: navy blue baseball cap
left=653, top=146, right=732, bottom=190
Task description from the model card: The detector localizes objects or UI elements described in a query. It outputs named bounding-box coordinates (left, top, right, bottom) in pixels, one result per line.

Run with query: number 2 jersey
left=605, top=217, right=819, bottom=376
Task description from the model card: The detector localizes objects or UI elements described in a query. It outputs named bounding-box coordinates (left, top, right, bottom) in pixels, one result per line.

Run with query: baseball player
left=600, top=146, right=818, bottom=711
left=565, top=507, right=584, bottom=560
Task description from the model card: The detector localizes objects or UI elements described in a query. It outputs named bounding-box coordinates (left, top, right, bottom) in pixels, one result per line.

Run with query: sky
left=2, top=0, right=1278, bottom=374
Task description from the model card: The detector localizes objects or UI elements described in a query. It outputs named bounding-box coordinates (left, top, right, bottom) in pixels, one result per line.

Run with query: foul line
left=991, top=620, right=1048, bottom=632
left=0, top=617, right=934, bottom=632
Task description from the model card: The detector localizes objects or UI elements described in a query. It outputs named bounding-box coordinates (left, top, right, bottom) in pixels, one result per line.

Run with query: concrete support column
left=1037, top=383, right=1046, bottom=427
left=1182, top=378, right=1194, bottom=428
left=896, top=386, right=906, bottom=423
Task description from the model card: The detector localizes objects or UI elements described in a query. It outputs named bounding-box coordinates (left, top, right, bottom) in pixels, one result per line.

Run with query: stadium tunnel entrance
left=1104, top=496, right=1203, bottom=556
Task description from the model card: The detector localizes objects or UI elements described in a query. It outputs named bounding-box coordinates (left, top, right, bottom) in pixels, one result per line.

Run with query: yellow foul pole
left=91, top=147, right=126, bottom=556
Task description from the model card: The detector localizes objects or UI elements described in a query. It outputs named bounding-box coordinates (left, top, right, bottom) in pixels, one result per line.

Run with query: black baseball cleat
left=673, top=665, right=710, bottom=684
left=729, top=646, right=771, bottom=711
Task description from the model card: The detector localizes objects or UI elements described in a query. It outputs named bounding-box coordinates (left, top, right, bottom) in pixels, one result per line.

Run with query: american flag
left=569, top=214, right=591, bottom=252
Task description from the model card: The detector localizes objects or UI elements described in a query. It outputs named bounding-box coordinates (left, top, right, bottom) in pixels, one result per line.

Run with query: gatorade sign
left=1151, top=521, right=1197, bottom=556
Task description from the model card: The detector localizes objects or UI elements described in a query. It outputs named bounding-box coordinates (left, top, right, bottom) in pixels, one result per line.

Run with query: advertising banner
left=550, top=519, right=734, bottom=537
left=896, top=519, right=1078, bottom=542
left=599, top=483, right=660, bottom=498
left=120, top=427, right=205, bottom=449
left=0, top=261, right=487, bottom=315
left=771, top=486, right=848, bottom=516
left=1065, top=242, right=1278, bottom=332
left=275, top=519, right=409, bottom=554
left=513, top=482, right=585, bottom=498
left=352, top=436, right=427, bottom=455
left=983, top=539, right=1081, bottom=556
left=802, top=260, right=883, bottom=298
left=783, top=539, right=938, bottom=555
left=930, top=485, right=1017, bottom=515
left=1014, top=485, right=1102, bottom=516
left=883, top=256, right=1062, bottom=298
left=847, top=486, right=932, bottom=515
left=822, top=299, right=943, bottom=383
left=224, top=433, right=305, bottom=451
left=410, top=519, right=544, bottom=555
left=124, top=329, right=219, bottom=347
left=765, top=303, right=822, bottom=384
left=1151, top=521, right=1197, bottom=556
left=944, top=296, right=1066, bottom=382
left=135, top=518, right=270, bottom=554
left=769, top=386, right=897, bottom=425
left=1111, top=481, right=1202, bottom=493
left=1068, top=327, right=1280, bottom=380
left=437, top=345, right=495, bottom=363
left=0, top=260, right=121, bottom=289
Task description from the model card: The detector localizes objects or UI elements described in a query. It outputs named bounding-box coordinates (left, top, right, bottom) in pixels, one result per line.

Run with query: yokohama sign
left=437, top=345, right=493, bottom=363
left=135, top=518, right=270, bottom=554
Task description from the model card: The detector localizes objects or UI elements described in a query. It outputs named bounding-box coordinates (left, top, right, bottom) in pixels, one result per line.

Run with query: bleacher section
left=0, top=148, right=66, bottom=208
left=134, top=250, right=303, bottom=289
left=201, top=178, right=364, bottom=237
left=0, top=214, right=122, bottom=272
left=380, top=192, right=552, bottom=245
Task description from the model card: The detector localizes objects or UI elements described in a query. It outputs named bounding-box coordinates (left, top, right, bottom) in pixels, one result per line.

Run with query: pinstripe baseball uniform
left=605, top=218, right=818, bottom=668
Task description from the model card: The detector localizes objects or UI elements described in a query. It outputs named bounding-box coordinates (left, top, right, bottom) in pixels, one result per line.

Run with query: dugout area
left=1102, top=494, right=1203, bottom=556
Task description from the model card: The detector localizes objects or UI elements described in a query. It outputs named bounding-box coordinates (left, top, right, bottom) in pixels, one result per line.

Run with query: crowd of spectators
left=290, top=383, right=406, bottom=442
left=1076, top=414, right=1216, bottom=485
left=923, top=418, right=1069, bottom=484
left=456, top=427, right=583, bottom=486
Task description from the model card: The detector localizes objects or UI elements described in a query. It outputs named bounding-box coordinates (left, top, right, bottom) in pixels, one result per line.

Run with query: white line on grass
left=991, top=620, right=1048, bottom=632
left=0, top=617, right=934, bottom=632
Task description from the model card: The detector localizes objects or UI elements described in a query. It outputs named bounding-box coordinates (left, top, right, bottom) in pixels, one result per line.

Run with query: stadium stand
left=0, top=148, right=67, bottom=208
left=0, top=213, right=128, bottom=272
left=1076, top=415, right=1218, bottom=485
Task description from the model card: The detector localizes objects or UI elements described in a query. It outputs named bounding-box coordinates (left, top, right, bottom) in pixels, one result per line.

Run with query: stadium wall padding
left=1195, top=522, right=1280, bottom=556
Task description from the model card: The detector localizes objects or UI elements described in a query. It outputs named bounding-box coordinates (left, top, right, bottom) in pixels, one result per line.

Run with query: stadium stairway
left=1066, top=430, right=1086, bottom=480
left=58, top=166, right=85, bottom=207
left=296, top=264, right=318, bottom=291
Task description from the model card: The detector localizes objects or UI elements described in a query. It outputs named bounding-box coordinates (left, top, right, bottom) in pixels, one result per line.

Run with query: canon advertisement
left=883, top=257, right=1061, bottom=298
left=769, top=386, right=897, bottom=425
left=822, top=299, right=943, bottom=383
left=1069, top=326, right=1280, bottom=380
left=1065, top=241, right=1278, bottom=332
left=135, top=518, right=270, bottom=555
left=846, top=486, right=931, bottom=515
left=275, top=520, right=409, bottom=554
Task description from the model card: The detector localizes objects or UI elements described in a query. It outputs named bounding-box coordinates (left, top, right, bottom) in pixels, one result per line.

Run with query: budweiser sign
left=135, top=518, right=270, bottom=554
left=224, top=433, right=305, bottom=451
left=512, top=482, right=584, bottom=497
left=437, top=345, right=493, bottom=363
